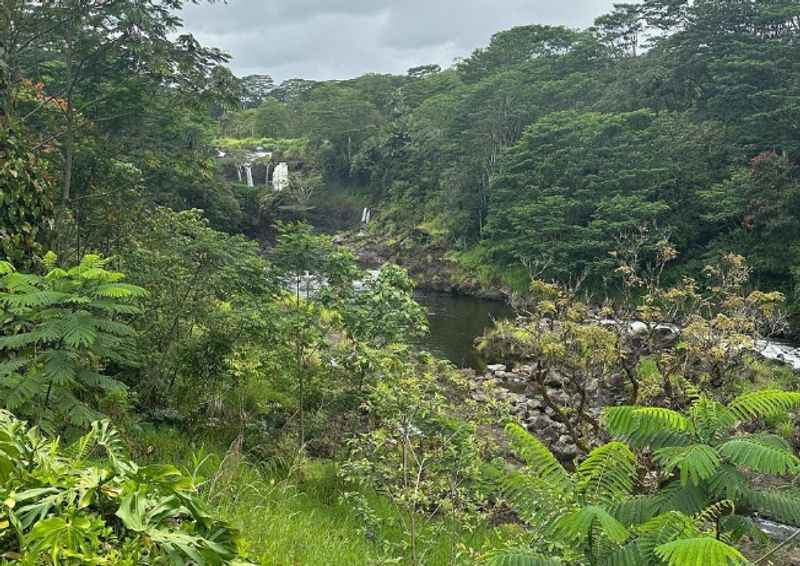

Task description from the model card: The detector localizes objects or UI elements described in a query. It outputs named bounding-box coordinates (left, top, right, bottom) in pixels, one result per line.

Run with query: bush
left=0, top=410, right=251, bottom=564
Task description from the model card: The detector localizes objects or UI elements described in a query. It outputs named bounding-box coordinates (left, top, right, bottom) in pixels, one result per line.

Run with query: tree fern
left=552, top=504, right=630, bottom=545
left=486, top=549, right=563, bottom=566
left=718, top=435, right=799, bottom=475
left=728, top=389, right=800, bottom=420
left=654, top=537, right=747, bottom=566
left=604, top=406, right=691, bottom=448
left=0, top=255, right=145, bottom=429
left=575, top=441, right=637, bottom=506
left=653, top=444, right=721, bottom=486
left=505, top=422, right=572, bottom=492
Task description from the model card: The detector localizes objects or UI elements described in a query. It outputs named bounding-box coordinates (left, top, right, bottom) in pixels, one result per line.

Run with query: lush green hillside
left=3, top=0, right=800, bottom=564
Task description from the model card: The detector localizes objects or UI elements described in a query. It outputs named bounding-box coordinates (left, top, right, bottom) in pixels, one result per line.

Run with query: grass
left=130, top=425, right=514, bottom=565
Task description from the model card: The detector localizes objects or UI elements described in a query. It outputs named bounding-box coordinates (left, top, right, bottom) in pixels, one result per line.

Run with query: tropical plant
left=0, top=254, right=146, bottom=431
left=0, top=410, right=250, bottom=564
left=490, top=422, right=749, bottom=565
left=606, top=389, right=800, bottom=533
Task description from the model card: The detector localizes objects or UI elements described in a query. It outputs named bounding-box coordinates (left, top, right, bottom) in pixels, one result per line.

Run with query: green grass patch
left=130, top=425, right=513, bottom=565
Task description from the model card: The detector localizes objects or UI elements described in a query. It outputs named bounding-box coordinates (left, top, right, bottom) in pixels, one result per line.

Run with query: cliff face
left=340, top=228, right=511, bottom=299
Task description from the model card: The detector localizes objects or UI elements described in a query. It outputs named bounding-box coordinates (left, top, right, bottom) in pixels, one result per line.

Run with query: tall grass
left=131, top=425, right=512, bottom=565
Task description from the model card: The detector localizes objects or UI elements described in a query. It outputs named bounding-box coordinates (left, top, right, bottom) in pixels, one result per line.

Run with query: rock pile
left=466, top=363, right=586, bottom=459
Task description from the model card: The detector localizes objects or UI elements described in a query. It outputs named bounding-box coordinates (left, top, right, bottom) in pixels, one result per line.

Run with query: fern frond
left=655, top=481, right=708, bottom=516
left=654, top=537, right=747, bottom=566
left=576, top=441, right=637, bottom=505
left=707, top=464, right=749, bottom=502
left=0, top=261, right=15, bottom=274
left=718, top=435, right=800, bottom=476
left=552, top=505, right=629, bottom=545
left=603, top=542, right=646, bottom=566
left=61, top=313, right=98, bottom=348
left=485, top=549, right=563, bottom=566
left=636, top=511, right=699, bottom=560
left=653, top=444, right=721, bottom=486
left=605, top=406, right=691, bottom=448
left=1, top=291, right=69, bottom=309
left=729, top=389, right=800, bottom=421
left=609, top=495, right=662, bottom=526
left=505, top=423, right=572, bottom=492
left=93, top=283, right=148, bottom=299
left=688, top=397, right=736, bottom=442
left=694, top=500, right=735, bottom=529
left=745, top=489, right=800, bottom=525
left=499, top=468, right=568, bottom=523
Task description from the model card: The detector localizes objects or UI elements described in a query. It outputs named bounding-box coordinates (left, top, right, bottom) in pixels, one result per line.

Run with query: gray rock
left=486, top=364, right=506, bottom=373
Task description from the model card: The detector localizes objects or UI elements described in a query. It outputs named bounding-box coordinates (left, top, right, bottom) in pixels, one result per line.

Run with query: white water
left=273, top=162, right=289, bottom=192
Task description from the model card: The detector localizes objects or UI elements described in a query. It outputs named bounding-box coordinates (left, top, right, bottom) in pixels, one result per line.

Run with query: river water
left=413, top=290, right=514, bottom=369
left=413, top=290, right=800, bottom=372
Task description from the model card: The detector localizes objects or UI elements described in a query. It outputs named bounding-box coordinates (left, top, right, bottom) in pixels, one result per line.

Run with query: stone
left=486, top=364, right=506, bottom=373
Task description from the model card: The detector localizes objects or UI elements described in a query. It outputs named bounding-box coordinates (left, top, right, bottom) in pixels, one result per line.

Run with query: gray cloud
left=180, top=0, right=616, bottom=82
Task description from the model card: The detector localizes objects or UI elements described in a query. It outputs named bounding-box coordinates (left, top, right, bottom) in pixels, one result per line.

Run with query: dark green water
left=413, top=290, right=514, bottom=369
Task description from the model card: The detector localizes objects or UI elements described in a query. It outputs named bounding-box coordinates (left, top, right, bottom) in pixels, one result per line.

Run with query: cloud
left=180, top=0, right=616, bottom=82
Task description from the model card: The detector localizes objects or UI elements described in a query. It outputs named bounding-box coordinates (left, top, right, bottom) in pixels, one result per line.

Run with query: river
left=413, top=290, right=514, bottom=369
left=413, top=289, right=800, bottom=372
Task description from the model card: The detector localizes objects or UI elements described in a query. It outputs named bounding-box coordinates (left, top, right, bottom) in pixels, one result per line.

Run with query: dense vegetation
left=2, top=0, right=800, bottom=563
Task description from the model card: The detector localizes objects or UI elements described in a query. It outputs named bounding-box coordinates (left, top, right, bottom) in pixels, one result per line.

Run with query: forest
left=2, top=0, right=800, bottom=564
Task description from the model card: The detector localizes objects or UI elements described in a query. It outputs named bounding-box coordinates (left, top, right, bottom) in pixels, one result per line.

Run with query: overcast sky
left=180, top=0, right=617, bottom=82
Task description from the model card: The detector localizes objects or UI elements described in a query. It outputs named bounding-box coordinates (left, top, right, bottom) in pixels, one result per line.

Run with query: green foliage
left=0, top=118, right=54, bottom=267
left=497, top=424, right=753, bottom=565
left=0, top=411, right=248, bottom=564
left=0, top=254, right=145, bottom=431
left=654, top=537, right=747, bottom=566
left=606, top=390, right=800, bottom=531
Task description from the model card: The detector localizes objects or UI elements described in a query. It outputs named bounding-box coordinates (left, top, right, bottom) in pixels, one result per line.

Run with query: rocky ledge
left=464, top=363, right=603, bottom=460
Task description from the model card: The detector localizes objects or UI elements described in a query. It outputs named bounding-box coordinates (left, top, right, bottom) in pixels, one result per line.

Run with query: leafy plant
left=492, top=423, right=750, bottom=565
left=0, top=410, right=250, bottom=564
left=606, top=389, right=800, bottom=531
left=0, top=254, right=146, bottom=431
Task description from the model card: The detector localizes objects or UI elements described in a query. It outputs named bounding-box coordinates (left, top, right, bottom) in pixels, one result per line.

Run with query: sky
left=180, top=0, right=617, bottom=83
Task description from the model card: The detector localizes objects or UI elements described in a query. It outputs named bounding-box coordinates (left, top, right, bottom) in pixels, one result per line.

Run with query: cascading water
left=245, top=165, right=254, bottom=188
left=273, top=162, right=289, bottom=192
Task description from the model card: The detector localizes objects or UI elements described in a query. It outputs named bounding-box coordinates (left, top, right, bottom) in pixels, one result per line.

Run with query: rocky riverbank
left=336, top=228, right=511, bottom=300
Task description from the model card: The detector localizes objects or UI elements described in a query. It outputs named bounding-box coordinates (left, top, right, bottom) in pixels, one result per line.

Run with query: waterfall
left=245, top=165, right=254, bottom=188
left=361, top=208, right=371, bottom=224
left=273, top=162, right=289, bottom=192
left=236, top=166, right=242, bottom=183
left=265, top=163, right=272, bottom=185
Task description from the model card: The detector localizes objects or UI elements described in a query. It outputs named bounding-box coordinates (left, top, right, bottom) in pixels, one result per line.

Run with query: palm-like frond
left=729, top=389, right=800, bottom=421
left=609, top=495, right=663, bottom=526
left=605, top=406, right=691, bottom=448
left=745, top=489, right=800, bottom=526
left=688, top=396, right=736, bottom=442
left=637, top=511, right=699, bottom=559
left=707, top=464, right=749, bottom=502
left=505, top=423, right=572, bottom=492
left=654, top=481, right=708, bottom=517
left=485, top=549, right=563, bottom=566
left=718, top=435, right=800, bottom=475
left=499, top=468, right=567, bottom=523
left=603, top=542, right=646, bottom=566
left=653, top=444, right=721, bottom=486
left=552, top=504, right=630, bottom=545
left=576, top=441, right=637, bottom=505
left=654, top=537, right=747, bottom=566
left=694, top=500, right=735, bottom=528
